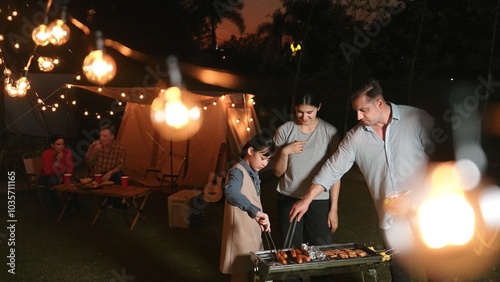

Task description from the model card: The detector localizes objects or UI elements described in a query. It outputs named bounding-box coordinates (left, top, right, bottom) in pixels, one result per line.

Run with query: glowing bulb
left=150, top=86, right=203, bottom=141
left=6, top=84, right=17, bottom=97
left=417, top=162, right=476, bottom=249
left=16, top=77, right=30, bottom=92
left=188, top=107, right=201, bottom=121
left=38, top=56, right=55, bottom=72
left=48, top=19, right=70, bottom=45
left=42, top=106, right=46, bottom=111
left=72, top=100, right=76, bottom=105
left=165, top=102, right=189, bottom=128
left=32, top=24, right=51, bottom=46
left=82, top=50, right=116, bottom=85
left=84, top=111, right=88, bottom=116
left=418, top=195, right=475, bottom=248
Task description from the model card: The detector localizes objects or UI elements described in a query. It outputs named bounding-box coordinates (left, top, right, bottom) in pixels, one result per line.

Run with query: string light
left=32, top=16, right=50, bottom=46
left=47, top=7, right=71, bottom=46
left=38, top=56, right=56, bottom=72
left=0, top=5, right=256, bottom=128
left=82, top=30, right=117, bottom=85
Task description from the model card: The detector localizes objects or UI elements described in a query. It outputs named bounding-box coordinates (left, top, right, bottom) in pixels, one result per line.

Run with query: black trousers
left=275, top=193, right=334, bottom=282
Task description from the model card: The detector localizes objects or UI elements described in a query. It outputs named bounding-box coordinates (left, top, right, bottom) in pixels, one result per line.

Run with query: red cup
left=121, top=176, right=129, bottom=188
left=63, top=173, right=72, bottom=184
left=94, top=174, right=103, bottom=183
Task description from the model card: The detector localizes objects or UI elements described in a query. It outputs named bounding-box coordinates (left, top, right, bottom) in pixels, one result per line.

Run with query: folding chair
left=143, top=157, right=187, bottom=199
left=23, top=157, right=45, bottom=209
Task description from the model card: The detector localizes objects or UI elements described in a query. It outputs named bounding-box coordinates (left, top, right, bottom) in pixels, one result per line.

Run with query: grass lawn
left=0, top=166, right=498, bottom=281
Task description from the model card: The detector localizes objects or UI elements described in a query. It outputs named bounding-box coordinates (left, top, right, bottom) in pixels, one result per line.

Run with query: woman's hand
left=55, top=151, right=63, bottom=163
left=327, top=209, right=338, bottom=233
left=283, top=141, right=306, bottom=155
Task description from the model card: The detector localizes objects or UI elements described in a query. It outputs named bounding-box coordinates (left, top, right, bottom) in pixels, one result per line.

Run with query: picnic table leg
left=130, top=192, right=151, bottom=231
left=57, top=192, right=73, bottom=221
left=92, top=197, right=109, bottom=226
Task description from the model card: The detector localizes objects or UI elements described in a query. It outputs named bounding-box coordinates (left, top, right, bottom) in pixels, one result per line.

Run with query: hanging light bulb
left=32, top=16, right=50, bottom=46
left=82, top=30, right=117, bottom=85
left=47, top=7, right=70, bottom=45
left=15, top=76, right=30, bottom=97
left=150, top=56, right=203, bottom=141
left=5, top=79, right=16, bottom=97
left=38, top=56, right=55, bottom=72
left=150, top=86, right=203, bottom=141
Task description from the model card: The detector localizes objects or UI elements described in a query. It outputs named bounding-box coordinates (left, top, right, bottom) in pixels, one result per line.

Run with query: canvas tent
left=70, top=85, right=260, bottom=189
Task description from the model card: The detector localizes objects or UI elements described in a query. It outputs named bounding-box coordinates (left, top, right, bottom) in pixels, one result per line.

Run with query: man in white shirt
left=290, top=78, right=435, bottom=282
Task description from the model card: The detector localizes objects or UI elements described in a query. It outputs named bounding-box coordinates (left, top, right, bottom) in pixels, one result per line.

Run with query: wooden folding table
left=52, top=183, right=152, bottom=230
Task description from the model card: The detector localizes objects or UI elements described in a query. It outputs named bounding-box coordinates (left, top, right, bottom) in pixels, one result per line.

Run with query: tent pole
left=170, top=138, right=175, bottom=192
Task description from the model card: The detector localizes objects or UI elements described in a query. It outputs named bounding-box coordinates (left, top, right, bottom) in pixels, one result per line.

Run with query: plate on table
left=100, top=180, right=114, bottom=186
left=76, top=183, right=103, bottom=190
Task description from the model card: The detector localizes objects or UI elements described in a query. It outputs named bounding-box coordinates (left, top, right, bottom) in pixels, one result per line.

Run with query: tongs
left=263, top=231, right=278, bottom=260
left=283, top=217, right=297, bottom=249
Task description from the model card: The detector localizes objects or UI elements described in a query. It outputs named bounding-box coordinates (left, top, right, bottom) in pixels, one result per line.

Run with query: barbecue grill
left=251, top=242, right=388, bottom=281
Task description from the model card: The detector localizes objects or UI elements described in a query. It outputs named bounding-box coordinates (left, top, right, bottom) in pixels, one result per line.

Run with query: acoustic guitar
left=204, top=143, right=226, bottom=203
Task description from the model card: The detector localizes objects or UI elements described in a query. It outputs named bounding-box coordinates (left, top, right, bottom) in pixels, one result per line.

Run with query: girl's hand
left=255, top=212, right=271, bottom=232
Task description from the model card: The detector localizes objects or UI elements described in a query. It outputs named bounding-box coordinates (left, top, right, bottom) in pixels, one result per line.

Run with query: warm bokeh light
left=150, top=87, right=203, bottom=141
left=82, top=50, right=116, bottom=85
left=47, top=19, right=70, bottom=45
left=417, top=162, right=475, bottom=249
left=38, top=56, right=55, bottom=72
left=165, top=101, right=189, bottom=128
left=31, top=24, right=50, bottom=46
left=418, top=194, right=475, bottom=248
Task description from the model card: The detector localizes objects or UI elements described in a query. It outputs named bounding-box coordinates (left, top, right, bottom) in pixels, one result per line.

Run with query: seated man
left=85, top=124, right=128, bottom=209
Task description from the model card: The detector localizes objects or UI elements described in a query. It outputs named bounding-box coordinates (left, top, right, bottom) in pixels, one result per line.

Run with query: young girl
left=220, top=132, right=276, bottom=282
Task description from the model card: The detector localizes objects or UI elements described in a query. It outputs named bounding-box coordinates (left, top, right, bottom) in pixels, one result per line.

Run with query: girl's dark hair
left=293, top=91, right=321, bottom=108
left=49, top=134, right=65, bottom=145
left=350, top=78, right=383, bottom=101
left=240, top=132, right=276, bottom=159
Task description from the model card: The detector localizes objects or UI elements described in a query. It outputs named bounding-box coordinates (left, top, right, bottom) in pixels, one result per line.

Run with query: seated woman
left=38, top=134, right=74, bottom=212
